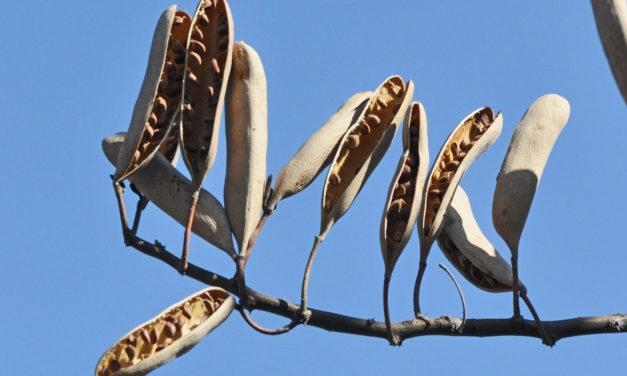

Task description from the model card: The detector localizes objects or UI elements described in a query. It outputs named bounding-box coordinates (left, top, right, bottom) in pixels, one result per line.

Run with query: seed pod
left=265, top=92, right=372, bottom=211
left=224, top=41, right=268, bottom=256
left=380, top=102, right=429, bottom=277
left=114, top=6, right=191, bottom=183
left=492, top=94, right=570, bottom=257
left=103, top=133, right=236, bottom=257
left=95, top=287, right=234, bottom=376
left=591, top=0, right=627, bottom=104
left=437, top=187, right=525, bottom=292
left=179, top=0, right=234, bottom=188
left=414, top=107, right=502, bottom=315
left=320, top=76, right=414, bottom=238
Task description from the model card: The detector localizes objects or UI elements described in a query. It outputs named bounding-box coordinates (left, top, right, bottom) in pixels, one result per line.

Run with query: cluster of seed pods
left=321, top=76, right=413, bottom=236
left=95, top=287, right=234, bottom=376
left=179, top=0, right=233, bottom=182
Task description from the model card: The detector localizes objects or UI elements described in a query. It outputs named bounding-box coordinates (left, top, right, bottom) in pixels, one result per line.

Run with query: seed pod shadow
left=95, top=287, right=234, bottom=376
left=103, top=133, right=236, bottom=257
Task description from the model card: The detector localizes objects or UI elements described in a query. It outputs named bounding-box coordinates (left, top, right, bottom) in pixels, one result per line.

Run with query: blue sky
left=1, top=0, right=625, bottom=374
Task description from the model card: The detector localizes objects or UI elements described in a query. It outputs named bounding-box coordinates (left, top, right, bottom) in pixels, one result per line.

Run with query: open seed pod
left=95, top=287, right=234, bottom=376
left=591, top=0, right=627, bottom=104
left=265, top=91, right=372, bottom=212
left=414, top=107, right=502, bottom=315
left=380, top=101, right=429, bottom=277
left=320, top=76, right=414, bottom=238
left=103, top=133, right=236, bottom=257
left=114, top=6, right=191, bottom=183
left=224, top=41, right=268, bottom=256
left=437, top=187, right=525, bottom=293
left=179, top=0, right=234, bottom=188
left=492, top=94, right=570, bottom=257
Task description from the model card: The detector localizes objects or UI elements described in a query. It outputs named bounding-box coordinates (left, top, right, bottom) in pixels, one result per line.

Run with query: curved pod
left=492, top=94, right=570, bottom=256
left=95, top=287, right=234, bottom=376
left=115, top=6, right=191, bottom=182
left=320, top=77, right=414, bottom=238
left=224, top=41, right=268, bottom=255
left=380, top=101, right=429, bottom=277
left=266, top=91, right=372, bottom=212
left=103, top=134, right=236, bottom=257
left=438, top=187, right=524, bottom=292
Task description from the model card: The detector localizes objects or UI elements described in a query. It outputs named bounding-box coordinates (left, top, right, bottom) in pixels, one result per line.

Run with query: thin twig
left=511, top=254, right=521, bottom=319
left=243, top=210, right=271, bottom=267
left=237, top=306, right=298, bottom=335
left=439, top=264, right=466, bottom=332
left=130, top=183, right=149, bottom=235
left=180, top=190, right=200, bottom=274
left=299, top=235, right=323, bottom=322
left=521, top=291, right=554, bottom=346
left=383, top=275, right=400, bottom=345
left=413, top=261, right=427, bottom=317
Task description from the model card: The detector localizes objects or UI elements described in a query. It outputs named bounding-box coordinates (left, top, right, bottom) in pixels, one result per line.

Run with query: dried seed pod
left=95, top=287, right=234, bottom=376
left=103, top=133, right=236, bottom=257
left=437, top=187, right=525, bottom=293
left=179, top=0, right=234, bottom=271
left=380, top=101, right=429, bottom=277
left=224, top=41, right=268, bottom=256
left=179, top=0, right=234, bottom=186
left=591, top=0, right=627, bottom=104
left=114, top=6, right=191, bottom=183
left=320, top=76, right=414, bottom=238
left=265, top=91, right=372, bottom=211
left=414, top=107, right=502, bottom=316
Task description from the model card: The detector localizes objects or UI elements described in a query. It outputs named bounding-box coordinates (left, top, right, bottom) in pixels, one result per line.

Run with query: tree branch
left=124, top=233, right=627, bottom=345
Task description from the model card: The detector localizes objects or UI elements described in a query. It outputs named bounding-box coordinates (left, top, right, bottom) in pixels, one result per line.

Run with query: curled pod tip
left=95, top=287, right=234, bottom=376
left=591, top=0, right=627, bottom=104
left=224, top=41, right=268, bottom=255
left=492, top=94, right=570, bottom=255
left=114, top=6, right=191, bottom=182
left=419, top=107, right=503, bottom=255
left=265, top=91, right=373, bottom=212
left=179, top=0, right=234, bottom=188
left=320, top=77, right=414, bottom=238
left=437, top=187, right=525, bottom=293
left=103, top=133, right=236, bottom=257
left=380, top=101, right=429, bottom=276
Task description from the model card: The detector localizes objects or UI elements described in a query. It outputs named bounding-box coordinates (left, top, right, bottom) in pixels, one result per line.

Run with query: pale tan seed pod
left=414, top=107, right=502, bottom=315
left=591, top=0, right=627, bottom=104
left=103, top=133, right=236, bottom=257
left=114, top=6, right=191, bottom=183
left=179, top=0, right=234, bottom=188
left=320, top=76, right=414, bottom=238
left=95, top=287, right=234, bottom=376
left=224, top=41, right=268, bottom=256
left=380, top=101, right=429, bottom=277
left=437, top=187, right=525, bottom=293
left=265, top=91, right=372, bottom=212
left=492, top=94, right=570, bottom=257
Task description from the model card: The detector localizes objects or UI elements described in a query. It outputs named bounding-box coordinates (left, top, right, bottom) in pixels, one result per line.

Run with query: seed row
left=423, top=109, right=495, bottom=236
left=181, top=0, right=231, bottom=179
left=385, top=108, right=421, bottom=243
left=323, top=77, right=406, bottom=214
left=96, top=290, right=227, bottom=376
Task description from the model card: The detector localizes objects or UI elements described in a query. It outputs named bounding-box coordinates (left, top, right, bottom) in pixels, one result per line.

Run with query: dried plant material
left=103, top=133, right=236, bottom=257
left=179, top=0, right=233, bottom=185
left=492, top=94, right=569, bottom=317
left=179, top=0, right=234, bottom=272
left=95, top=287, right=234, bottom=376
left=414, top=107, right=502, bottom=316
left=114, top=6, right=191, bottom=183
left=320, top=76, right=414, bottom=238
left=379, top=101, right=428, bottom=345
left=591, top=0, right=627, bottom=104
left=224, top=41, right=268, bottom=256
left=492, top=94, right=570, bottom=256
left=265, top=92, right=372, bottom=212
left=437, top=187, right=524, bottom=293
left=380, top=102, right=429, bottom=277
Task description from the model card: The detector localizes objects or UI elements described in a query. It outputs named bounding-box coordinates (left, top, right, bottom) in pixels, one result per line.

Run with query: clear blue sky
left=1, top=0, right=625, bottom=374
